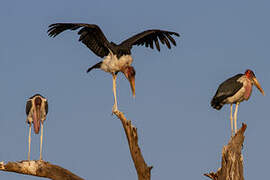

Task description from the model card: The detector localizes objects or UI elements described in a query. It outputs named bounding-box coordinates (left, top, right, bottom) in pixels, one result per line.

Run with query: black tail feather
left=86, top=61, right=102, bottom=73
left=211, top=97, right=224, bottom=110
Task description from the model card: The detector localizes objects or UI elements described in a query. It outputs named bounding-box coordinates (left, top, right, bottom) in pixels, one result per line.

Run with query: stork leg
left=28, top=123, right=32, bottom=161
left=112, top=74, right=118, bottom=112
left=230, top=104, right=233, bottom=136
left=40, top=122, right=44, bottom=161
left=234, top=102, right=239, bottom=134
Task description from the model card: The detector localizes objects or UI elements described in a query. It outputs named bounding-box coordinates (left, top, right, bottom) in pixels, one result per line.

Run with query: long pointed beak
left=129, top=76, right=135, bottom=97
left=253, top=77, right=265, bottom=95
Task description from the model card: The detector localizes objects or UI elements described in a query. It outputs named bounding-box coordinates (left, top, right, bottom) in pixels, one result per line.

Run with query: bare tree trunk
left=204, top=123, right=247, bottom=180
left=0, top=160, right=83, bottom=180
left=113, top=110, right=152, bottom=180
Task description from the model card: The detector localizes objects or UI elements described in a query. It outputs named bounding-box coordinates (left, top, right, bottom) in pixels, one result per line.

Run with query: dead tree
left=113, top=110, right=153, bottom=180
left=204, top=123, right=247, bottom=180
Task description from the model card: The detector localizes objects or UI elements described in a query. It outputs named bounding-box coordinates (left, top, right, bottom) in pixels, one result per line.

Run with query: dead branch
left=113, top=110, right=152, bottom=180
left=0, top=160, right=83, bottom=180
left=0, top=110, right=151, bottom=180
left=204, top=123, right=247, bottom=180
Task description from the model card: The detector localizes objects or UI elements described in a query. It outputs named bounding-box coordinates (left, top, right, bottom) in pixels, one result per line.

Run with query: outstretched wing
left=120, top=29, right=180, bottom=51
left=48, top=23, right=111, bottom=58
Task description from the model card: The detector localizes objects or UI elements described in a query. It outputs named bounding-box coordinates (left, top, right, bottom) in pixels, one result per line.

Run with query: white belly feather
left=100, top=54, right=133, bottom=73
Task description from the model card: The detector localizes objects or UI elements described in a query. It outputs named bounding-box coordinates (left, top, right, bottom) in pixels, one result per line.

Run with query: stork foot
left=112, top=103, right=118, bottom=114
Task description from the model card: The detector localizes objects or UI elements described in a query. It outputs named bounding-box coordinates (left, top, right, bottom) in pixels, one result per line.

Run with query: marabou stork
left=26, top=94, right=48, bottom=160
left=47, top=23, right=179, bottom=112
left=211, top=69, right=264, bottom=136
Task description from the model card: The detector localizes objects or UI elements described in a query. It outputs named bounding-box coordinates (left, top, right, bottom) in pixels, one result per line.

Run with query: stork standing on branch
left=211, top=69, right=264, bottom=136
left=47, top=23, right=179, bottom=112
left=26, top=94, right=48, bottom=160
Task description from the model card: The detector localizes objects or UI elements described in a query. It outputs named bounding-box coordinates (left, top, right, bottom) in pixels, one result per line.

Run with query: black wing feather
left=120, top=30, right=180, bottom=51
left=26, top=100, right=32, bottom=115
left=153, top=37, right=160, bottom=51
left=86, top=61, right=102, bottom=73
left=149, top=40, right=154, bottom=49
left=48, top=23, right=110, bottom=58
left=161, top=34, right=171, bottom=49
left=165, top=33, right=177, bottom=46
left=211, top=74, right=243, bottom=110
left=45, top=101, right=49, bottom=115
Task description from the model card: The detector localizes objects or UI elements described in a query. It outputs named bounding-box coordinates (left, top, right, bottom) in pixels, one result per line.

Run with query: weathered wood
left=0, top=160, right=83, bottom=180
left=113, top=110, right=152, bottom=180
left=204, top=123, right=247, bottom=180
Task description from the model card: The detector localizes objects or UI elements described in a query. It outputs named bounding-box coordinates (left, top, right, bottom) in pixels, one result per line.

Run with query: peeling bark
left=204, top=123, right=247, bottom=180
left=113, top=110, right=152, bottom=180
left=0, top=160, right=83, bottom=180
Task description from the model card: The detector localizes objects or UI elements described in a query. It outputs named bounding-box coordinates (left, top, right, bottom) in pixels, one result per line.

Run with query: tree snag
left=0, top=160, right=83, bottom=180
left=113, top=110, right=152, bottom=180
left=204, top=123, right=247, bottom=180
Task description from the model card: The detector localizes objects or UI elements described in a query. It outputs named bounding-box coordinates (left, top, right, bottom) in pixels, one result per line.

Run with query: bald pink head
left=245, top=69, right=256, bottom=79
left=245, top=69, right=265, bottom=96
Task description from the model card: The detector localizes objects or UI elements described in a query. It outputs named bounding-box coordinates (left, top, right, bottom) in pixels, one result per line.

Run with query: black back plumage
left=211, top=74, right=243, bottom=110
left=48, top=23, right=180, bottom=59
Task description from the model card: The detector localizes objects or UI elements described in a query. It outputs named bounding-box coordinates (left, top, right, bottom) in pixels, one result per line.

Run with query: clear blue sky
left=0, top=0, right=269, bottom=179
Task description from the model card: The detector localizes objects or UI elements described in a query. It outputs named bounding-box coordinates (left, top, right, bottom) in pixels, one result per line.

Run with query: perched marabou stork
left=211, top=69, right=264, bottom=136
left=26, top=94, right=48, bottom=160
left=47, top=23, right=179, bottom=112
